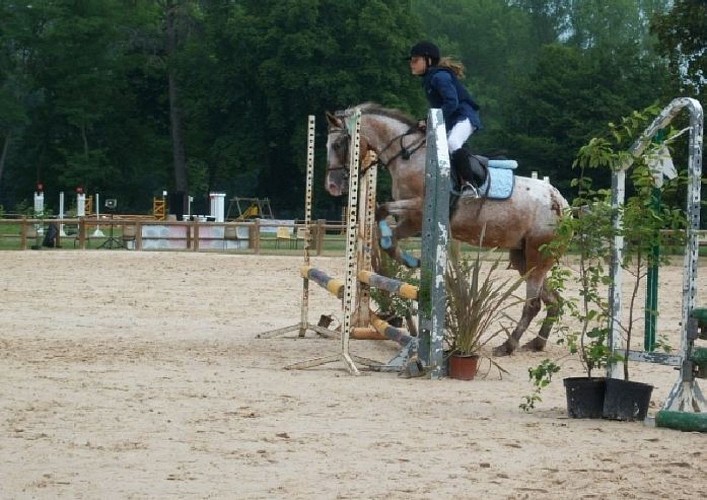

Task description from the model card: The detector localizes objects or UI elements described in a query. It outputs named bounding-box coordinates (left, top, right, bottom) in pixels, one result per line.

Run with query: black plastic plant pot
left=602, top=378, right=654, bottom=421
left=563, top=377, right=606, bottom=419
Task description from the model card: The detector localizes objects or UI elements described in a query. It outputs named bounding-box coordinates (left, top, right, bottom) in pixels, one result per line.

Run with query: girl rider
left=408, top=41, right=483, bottom=197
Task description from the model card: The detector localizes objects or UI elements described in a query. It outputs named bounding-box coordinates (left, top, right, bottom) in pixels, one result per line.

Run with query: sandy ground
left=1, top=250, right=705, bottom=499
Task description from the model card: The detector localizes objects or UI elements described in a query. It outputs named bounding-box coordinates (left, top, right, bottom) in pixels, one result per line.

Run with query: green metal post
left=644, top=187, right=660, bottom=352
left=644, top=129, right=666, bottom=352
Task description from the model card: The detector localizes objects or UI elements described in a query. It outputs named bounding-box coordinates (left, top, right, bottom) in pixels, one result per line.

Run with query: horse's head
left=325, top=103, right=423, bottom=197
left=325, top=110, right=360, bottom=197
left=325, top=108, right=377, bottom=196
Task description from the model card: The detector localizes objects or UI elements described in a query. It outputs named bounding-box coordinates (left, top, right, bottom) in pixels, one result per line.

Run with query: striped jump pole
left=358, top=270, right=418, bottom=300
left=301, top=266, right=345, bottom=299
left=351, top=312, right=415, bottom=346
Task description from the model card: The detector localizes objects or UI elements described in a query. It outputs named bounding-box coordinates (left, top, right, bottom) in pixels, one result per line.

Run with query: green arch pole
left=644, top=129, right=667, bottom=352
left=644, top=187, right=660, bottom=352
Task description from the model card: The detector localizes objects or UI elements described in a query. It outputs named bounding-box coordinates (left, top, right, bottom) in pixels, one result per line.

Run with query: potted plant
left=444, top=237, right=524, bottom=380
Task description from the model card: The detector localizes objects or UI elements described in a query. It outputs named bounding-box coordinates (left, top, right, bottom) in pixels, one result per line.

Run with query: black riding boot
left=451, top=149, right=481, bottom=198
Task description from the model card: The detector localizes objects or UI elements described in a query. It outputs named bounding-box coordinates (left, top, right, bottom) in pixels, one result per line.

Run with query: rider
left=408, top=41, right=483, bottom=198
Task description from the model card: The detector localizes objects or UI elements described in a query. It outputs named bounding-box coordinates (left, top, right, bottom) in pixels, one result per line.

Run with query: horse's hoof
left=398, top=356, right=425, bottom=378
left=492, top=341, right=517, bottom=357
left=520, top=337, right=547, bottom=352
left=401, top=252, right=420, bottom=268
left=379, top=220, right=393, bottom=249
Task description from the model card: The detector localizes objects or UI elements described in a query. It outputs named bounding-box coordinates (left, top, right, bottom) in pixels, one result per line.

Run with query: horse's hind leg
left=493, top=277, right=543, bottom=356
left=493, top=248, right=536, bottom=356
left=521, top=281, right=561, bottom=352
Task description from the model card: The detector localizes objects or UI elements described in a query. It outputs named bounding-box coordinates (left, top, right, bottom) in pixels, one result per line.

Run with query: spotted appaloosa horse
left=325, top=103, right=569, bottom=356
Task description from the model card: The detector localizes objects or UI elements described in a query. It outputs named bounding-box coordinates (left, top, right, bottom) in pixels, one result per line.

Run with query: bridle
left=377, top=127, right=426, bottom=167
left=326, top=119, right=425, bottom=182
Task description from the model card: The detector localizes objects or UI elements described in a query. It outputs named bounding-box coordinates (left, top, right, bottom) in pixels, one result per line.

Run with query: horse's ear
left=325, top=111, right=342, bottom=129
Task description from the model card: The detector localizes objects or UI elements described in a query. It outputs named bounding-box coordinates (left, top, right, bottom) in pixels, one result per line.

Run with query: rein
left=377, top=128, right=426, bottom=168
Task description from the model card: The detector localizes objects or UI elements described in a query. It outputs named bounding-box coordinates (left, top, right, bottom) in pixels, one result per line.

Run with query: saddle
left=451, top=147, right=489, bottom=194
left=449, top=148, right=518, bottom=212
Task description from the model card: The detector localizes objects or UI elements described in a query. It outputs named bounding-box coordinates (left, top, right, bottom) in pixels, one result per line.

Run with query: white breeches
left=447, top=118, right=475, bottom=152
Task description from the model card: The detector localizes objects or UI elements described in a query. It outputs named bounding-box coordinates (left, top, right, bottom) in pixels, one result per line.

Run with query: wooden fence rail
left=0, top=217, right=348, bottom=253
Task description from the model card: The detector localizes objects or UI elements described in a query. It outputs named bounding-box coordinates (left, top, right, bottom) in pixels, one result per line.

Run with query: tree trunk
left=166, top=2, right=188, bottom=195
left=81, top=122, right=89, bottom=158
left=0, top=133, right=10, bottom=194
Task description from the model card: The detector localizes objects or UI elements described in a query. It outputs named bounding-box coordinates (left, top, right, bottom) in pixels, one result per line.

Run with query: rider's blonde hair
left=438, top=56, right=465, bottom=79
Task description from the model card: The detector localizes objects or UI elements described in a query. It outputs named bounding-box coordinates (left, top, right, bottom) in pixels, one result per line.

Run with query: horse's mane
left=347, top=102, right=418, bottom=128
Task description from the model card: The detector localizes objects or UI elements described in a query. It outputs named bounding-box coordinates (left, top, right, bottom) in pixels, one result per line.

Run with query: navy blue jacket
left=422, top=67, right=482, bottom=132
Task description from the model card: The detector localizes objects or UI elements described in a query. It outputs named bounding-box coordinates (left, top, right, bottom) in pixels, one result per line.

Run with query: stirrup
left=460, top=182, right=480, bottom=199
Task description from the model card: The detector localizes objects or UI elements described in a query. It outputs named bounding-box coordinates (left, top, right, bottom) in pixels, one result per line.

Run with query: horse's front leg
left=376, top=199, right=422, bottom=269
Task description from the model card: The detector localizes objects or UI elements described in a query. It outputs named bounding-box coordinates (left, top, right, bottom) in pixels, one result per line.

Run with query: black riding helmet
left=408, top=41, right=440, bottom=65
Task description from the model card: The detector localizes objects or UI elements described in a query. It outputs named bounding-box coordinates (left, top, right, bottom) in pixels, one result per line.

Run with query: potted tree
left=577, top=113, right=687, bottom=421
left=523, top=107, right=683, bottom=420
left=520, top=196, right=619, bottom=417
left=444, top=238, right=524, bottom=380
left=558, top=198, right=620, bottom=418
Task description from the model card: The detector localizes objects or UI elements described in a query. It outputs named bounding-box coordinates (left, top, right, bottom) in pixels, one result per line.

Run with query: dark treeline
left=0, top=0, right=704, bottom=219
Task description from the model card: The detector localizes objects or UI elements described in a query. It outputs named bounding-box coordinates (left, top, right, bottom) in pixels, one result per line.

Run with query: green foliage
left=651, top=0, right=706, bottom=101
left=502, top=42, right=670, bottom=193
left=519, top=359, right=560, bottom=412
left=564, top=105, right=683, bottom=378
left=0, top=0, right=423, bottom=215
left=369, top=251, right=418, bottom=322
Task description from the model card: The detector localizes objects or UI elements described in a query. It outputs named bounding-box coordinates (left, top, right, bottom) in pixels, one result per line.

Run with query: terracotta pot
left=448, top=354, right=479, bottom=380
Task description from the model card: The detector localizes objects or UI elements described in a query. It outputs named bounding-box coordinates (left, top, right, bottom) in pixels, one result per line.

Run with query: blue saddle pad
left=479, top=159, right=517, bottom=200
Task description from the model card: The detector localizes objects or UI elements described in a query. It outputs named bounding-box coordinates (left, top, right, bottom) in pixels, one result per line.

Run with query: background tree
left=492, top=0, right=672, bottom=193
left=0, top=2, right=33, bottom=193
left=651, top=0, right=706, bottom=223
left=0, top=1, right=173, bottom=211
left=0, top=0, right=697, bottom=222
left=651, top=0, right=706, bottom=103
left=178, top=0, right=422, bottom=216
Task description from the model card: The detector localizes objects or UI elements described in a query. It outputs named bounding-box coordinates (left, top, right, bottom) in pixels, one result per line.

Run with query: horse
left=324, top=103, right=569, bottom=356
